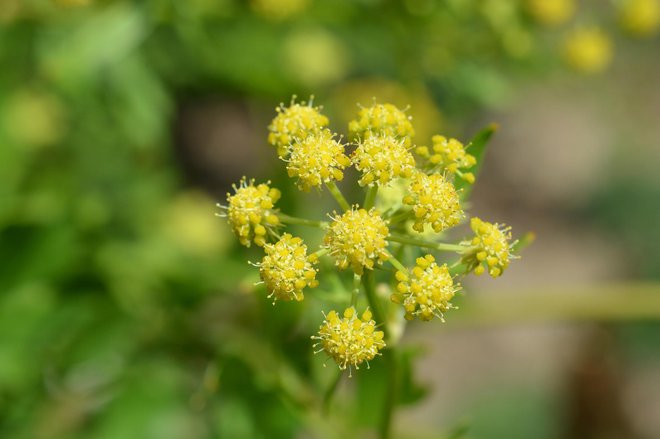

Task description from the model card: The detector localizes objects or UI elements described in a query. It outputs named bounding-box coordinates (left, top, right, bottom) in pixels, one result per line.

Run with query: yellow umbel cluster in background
left=218, top=97, right=521, bottom=372
left=287, top=128, right=351, bottom=191
left=268, top=99, right=329, bottom=157
left=323, top=208, right=390, bottom=274
left=313, top=307, right=385, bottom=372
left=563, top=27, right=613, bottom=74
left=348, top=103, right=415, bottom=146
left=619, top=0, right=660, bottom=37
left=462, top=217, right=515, bottom=278
left=392, top=255, right=458, bottom=321
left=259, top=233, right=319, bottom=302
left=526, top=0, right=575, bottom=27
left=403, top=172, right=463, bottom=233
left=223, top=178, right=281, bottom=247
left=352, top=134, right=416, bottom=186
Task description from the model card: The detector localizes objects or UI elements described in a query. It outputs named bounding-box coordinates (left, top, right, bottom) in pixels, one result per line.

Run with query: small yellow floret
left=348, top=103, right=415, bottom=146
left=268, top=100, right=329, bottom=157
left=425, top=135, right=477, bottom=184
left=526, top=0, right=575, bottom=27
left=286, top=129, right=351, bottom=191
left=223, top=178, right=281, bottom=247
left=391, top=254, right=459, bottom=321
left=563, top=27, right=613, bottom=74
left=462, top=217, right=515, bottom=278
left=352, top=135, right=416, bottom=186
left=404, top=172, right=464, bottom=233
left=259, top=233, right=318, bottom=302
left=323, top=208, right=390, bottom=274
left=312, top=307, right=385, bottom=372
left=619, top=0, right=660, bottom=37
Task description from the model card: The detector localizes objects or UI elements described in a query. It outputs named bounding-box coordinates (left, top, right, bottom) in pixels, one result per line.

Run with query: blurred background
left=1, top=0, right=659, bottom=438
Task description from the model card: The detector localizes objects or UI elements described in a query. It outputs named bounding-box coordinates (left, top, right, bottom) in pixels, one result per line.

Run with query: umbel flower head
left=403, top=171, right=464, bottom=233
left=313, top=307, right=385, bottom=372
left=416, top=135, right=476, bottom=184
left=392, top=255, right=459, bottom=321
left=563, top=27, right=613, bottom=74
left=268, top=99, right=329, bottom=157
left=259, top=233, right=318, bottom=302
left=462, top=217, right=515, bottom=278
left=221, top=178, right=281, bottom=247
left=323, top=208, right=390, bottom=274
left=286, top=128, right=351, bottom=191
left=352, top=134, right=416, bottom=186
left=348, top=103, right=415, bottom=146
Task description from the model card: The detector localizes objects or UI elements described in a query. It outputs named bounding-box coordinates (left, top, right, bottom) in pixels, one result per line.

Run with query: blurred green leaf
left=457, top=124, right=497, bottom=202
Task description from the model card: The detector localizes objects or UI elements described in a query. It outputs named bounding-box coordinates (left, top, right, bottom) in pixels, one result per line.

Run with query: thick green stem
left=362, top=270, right=397, bottom=439
left=278, top=213, right=327, bottom=228
left=380, top=350, right=398, bottom=439
left=387, top=233, right=465, bottom=253
left=322, top=370, right=343, bottom=415
left=325, top=181, right=351, bottom=212
left=364, top=185, right=378, bottom=210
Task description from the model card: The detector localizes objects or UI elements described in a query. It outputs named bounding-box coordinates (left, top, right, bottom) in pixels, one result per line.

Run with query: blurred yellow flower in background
left=619, top=0, right=660, bottom=37
left=562, top=27, right=613, bottom=74
left=251, top=0, right=310, bottom=21
left=526, top=0, right=575, bottom=27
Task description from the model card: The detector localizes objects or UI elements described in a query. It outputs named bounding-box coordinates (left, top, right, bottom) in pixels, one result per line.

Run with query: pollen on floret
left=259, top=233, right=318, bottom=303
left=312, top=307, right=385, bottom=373
left=323, top=207, right=390, bottom=274
left=348, top=103, right=415, bottom=147
left=562, top=27, right=613, bottom=74
left=391, top=254, right=459, bottom=321
left=220, top=177, right=281, bottom=247
left=417, top=135, right=476, bottom=184
left=403, top=172, right=464, bottom=233
left=268, top=99, right=329, bottom=157
left=352, top=134, right=416, bottom=187
left=462, top=217, right=516, bottom=278
left=285, top=128, right=351, bottom=191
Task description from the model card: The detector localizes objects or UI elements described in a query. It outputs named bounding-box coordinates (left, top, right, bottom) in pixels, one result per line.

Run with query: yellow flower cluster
left=392, top=255, right=458, bottom=321
left=218, top=97, right=523, bottom=373
left=323, top=208, right=390, bottom=274
left=259, top=233, right=319, bottom=302
left=286, top=129, right=351, bottom=191
left=312, top=307, right=385, bottom=372
left=223, top=178, right=281, bottom=247
left=268, top=100, right=329, bottom=157
left=348, top=103, right=415, bottom=146
left=462, top=217, right=514, bottom=278
left=563, top=27, right=613, bottom=74
left=416, top=135, right=476, bottom=184
left=403, top=172, right=464, bottom=233
left=619, top=0, right=660, bottom=37
left=526, top=0, right=575, bottom=27
left=352, top=135, right=416, bottom=186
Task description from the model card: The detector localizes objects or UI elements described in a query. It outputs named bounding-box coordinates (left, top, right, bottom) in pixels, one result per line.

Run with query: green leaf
left=457, top=124, right=498, bottom=202
left=397, top=347, right=429, bottom=406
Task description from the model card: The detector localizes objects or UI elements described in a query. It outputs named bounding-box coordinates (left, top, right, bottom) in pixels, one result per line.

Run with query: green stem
left=362, top=270, right=396, bottom=439
left=364, top=185, right=378, bottom=210
left=325, top=181, right=351, bottom=212
left=380, top=350, right=398, bottom=439
left=322, top=370, right=343, bottom=415
left=311, top=248, right=330, bottom=259
left=383, top=249, right=408, bottom=274
left=278, top=213, right=327, bottom=228
left=387, top=233, right=465, bottom=253
left=351, top=273, right=361, bottom=307
left=387, top=209, right=413, bottom=225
